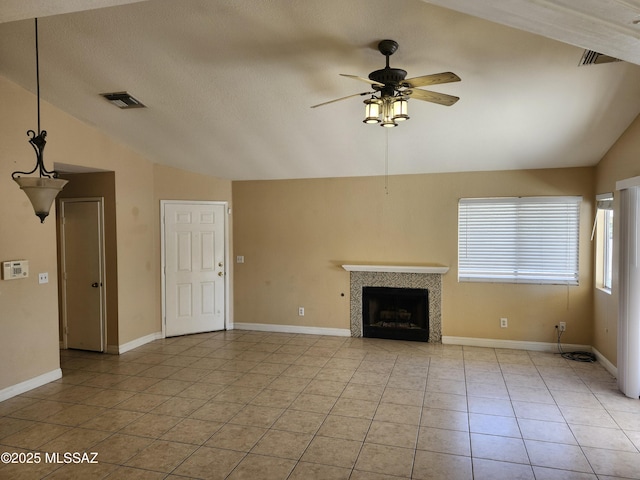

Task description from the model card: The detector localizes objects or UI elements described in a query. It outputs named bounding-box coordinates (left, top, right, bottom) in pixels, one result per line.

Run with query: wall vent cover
left=579, top=50, right=621, bottom=66
left=101, top=91, right=146, bottom=109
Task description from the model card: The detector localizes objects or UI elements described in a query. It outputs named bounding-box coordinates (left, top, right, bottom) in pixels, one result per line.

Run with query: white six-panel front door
left=164, top=202, right=226, bottom=337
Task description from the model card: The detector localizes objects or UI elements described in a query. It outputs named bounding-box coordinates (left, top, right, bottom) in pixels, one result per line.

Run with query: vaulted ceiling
left=1, top=0, right=640, bottom=180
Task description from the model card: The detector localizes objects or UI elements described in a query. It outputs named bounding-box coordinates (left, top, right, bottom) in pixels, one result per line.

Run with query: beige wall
left=35, top=79, right=159, bottom=345
left=233, top=167, right=595, bottom=345
left=0, top=75, right=232, bottom=394
left=594, top=113, right=640, bottom=366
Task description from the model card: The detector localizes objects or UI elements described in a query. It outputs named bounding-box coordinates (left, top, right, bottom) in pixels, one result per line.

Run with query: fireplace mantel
left=342, top=264, right=449, bottom=274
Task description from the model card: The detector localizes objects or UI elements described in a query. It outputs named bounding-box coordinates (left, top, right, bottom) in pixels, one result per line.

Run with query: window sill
left=596, top=286, right=612, bottom=295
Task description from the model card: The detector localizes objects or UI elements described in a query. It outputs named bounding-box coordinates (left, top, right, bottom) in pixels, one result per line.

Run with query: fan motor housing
left=369, top=67, right=407, bottom=94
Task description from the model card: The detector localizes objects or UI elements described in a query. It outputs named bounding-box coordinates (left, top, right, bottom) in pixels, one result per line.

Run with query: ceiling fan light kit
left=363, top=95, right=409, bottom=127
left=312, top=39, right=460, bottom=127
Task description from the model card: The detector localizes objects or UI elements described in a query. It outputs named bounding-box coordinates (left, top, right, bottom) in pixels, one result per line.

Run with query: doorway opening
left=58, top=198, right=107, bottom=351
left=56, top=170, right=118, bottom=354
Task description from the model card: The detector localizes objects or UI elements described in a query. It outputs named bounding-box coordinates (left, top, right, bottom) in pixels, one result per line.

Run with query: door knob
left=218, top=272, right=224, bottom=277
left=91, top=282, right=99, bottom=288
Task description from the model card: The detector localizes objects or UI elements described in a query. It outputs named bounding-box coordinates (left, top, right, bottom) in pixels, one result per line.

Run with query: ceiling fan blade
left=310, top=91, right=374, bottom=108
left=339, top=74, right=385, bottom=87
left=406, top=88, right=460, bottom=106
left=403, top=72, right=461, bottom=88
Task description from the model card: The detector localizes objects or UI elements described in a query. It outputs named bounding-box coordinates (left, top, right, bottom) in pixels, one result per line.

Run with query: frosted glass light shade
left=363, top=99, right=381, bottom=124
left=380, top=117, right=397, bottom=128
left=393, top=98, right=409, bottom=121
left=14, top=176, right=68, bottom=223
left=380, top=97, right=397, bottom=128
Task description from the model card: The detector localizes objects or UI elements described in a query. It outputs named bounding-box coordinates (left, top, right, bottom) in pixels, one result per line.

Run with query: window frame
left=458, top=196, right=582, bottom=285
left=594, top=193, right=613, bottom=293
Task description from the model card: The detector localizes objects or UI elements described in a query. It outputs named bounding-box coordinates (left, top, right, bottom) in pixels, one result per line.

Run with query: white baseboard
left=0, top=368, right=63, bottom=402
left=233, top=322, right=351, bottom=337
left=592, top=347, right=617, bottom=377
left=442, top=336, right=592, bottom=354
left=113, top=332, right=164, bottom=354
left=443, top=336, right=618, bottom=378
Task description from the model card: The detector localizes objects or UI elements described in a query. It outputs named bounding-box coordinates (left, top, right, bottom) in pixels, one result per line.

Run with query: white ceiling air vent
left=579, top=50, right=621, bottom=66
left=101, top=92, right=146, bottom=109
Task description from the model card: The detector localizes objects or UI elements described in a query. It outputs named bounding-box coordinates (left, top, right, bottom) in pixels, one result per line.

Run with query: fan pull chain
left=385, top=128, right=389, bottom=195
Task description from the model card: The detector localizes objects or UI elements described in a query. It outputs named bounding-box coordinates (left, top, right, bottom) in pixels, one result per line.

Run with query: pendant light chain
left=35, top=18, right=41, bottom=135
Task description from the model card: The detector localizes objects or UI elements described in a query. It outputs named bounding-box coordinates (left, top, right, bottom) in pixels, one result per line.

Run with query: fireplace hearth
left=362, top=286, right=429, bottom=342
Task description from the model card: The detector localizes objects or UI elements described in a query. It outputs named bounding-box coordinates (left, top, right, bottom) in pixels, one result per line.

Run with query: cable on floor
left=556, top=327, right=596, bottom=362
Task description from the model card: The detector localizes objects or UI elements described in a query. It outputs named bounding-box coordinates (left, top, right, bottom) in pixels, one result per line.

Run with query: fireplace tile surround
left=343, top=265, right=446, bottom=342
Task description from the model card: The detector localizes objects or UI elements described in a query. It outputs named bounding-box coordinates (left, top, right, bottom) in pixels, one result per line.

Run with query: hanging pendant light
left=363, top=98, right=381, bottom=124
left=11, top=18, right=67, bottom=223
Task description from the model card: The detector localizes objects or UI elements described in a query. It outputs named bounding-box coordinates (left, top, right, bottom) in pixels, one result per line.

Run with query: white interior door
left=164, top=202, right=226, bottom=337
left=60, top=199, right=105, bottom=352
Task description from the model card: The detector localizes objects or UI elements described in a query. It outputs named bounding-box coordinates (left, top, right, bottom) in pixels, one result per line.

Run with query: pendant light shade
left=380, top=118, right=398, bottom=128
left=392, top=98, right=409, bottom=122
left=14, top=177, right=68, bottom=223
left=380, top=97, right=397, bottom=128
left=363, top=98, right=381, bottom=124
left=11, top=18, right=67, bottom=223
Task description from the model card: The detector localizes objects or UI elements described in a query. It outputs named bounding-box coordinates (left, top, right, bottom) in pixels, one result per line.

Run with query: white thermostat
left=2, top=260, right=29, bottom=280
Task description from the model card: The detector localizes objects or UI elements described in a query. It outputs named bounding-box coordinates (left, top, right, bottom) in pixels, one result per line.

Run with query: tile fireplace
left=343, top=265, right=446, bottom=343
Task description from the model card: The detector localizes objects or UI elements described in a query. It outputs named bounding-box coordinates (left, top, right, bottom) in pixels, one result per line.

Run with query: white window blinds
left=458, top=196, right=581, bottom=285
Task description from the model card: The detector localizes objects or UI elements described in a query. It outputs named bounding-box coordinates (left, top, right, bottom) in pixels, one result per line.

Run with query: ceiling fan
left=311, top=39, right=461, bottom=127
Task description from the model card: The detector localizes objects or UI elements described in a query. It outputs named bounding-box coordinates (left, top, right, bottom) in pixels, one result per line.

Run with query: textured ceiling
left=1, top=0, right=640, bottom=180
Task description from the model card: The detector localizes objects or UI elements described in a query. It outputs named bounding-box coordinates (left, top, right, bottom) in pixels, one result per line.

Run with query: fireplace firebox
left=362, top=286, right=429, bottom=342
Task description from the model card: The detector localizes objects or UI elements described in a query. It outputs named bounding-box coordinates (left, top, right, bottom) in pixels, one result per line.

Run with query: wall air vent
left=101, top=91, right=146, bottom=109
left=579, top=50, right=621, bottom=66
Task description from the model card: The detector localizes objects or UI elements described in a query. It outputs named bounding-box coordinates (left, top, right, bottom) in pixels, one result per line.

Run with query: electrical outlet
left=559, top=322, right=566, bottom=332
left=500, top=317, right=508, bottom=328
left=38, top=272, right=48, bottom=284
left=298, top=307, right=304, bottom=316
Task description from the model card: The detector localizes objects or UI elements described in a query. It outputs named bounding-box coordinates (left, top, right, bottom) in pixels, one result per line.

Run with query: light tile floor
left=1, top=330, right=640, bottom=479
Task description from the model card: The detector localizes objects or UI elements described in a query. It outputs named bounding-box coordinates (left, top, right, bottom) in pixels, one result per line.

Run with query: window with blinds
left=458, top=196, right=581, bottom=284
